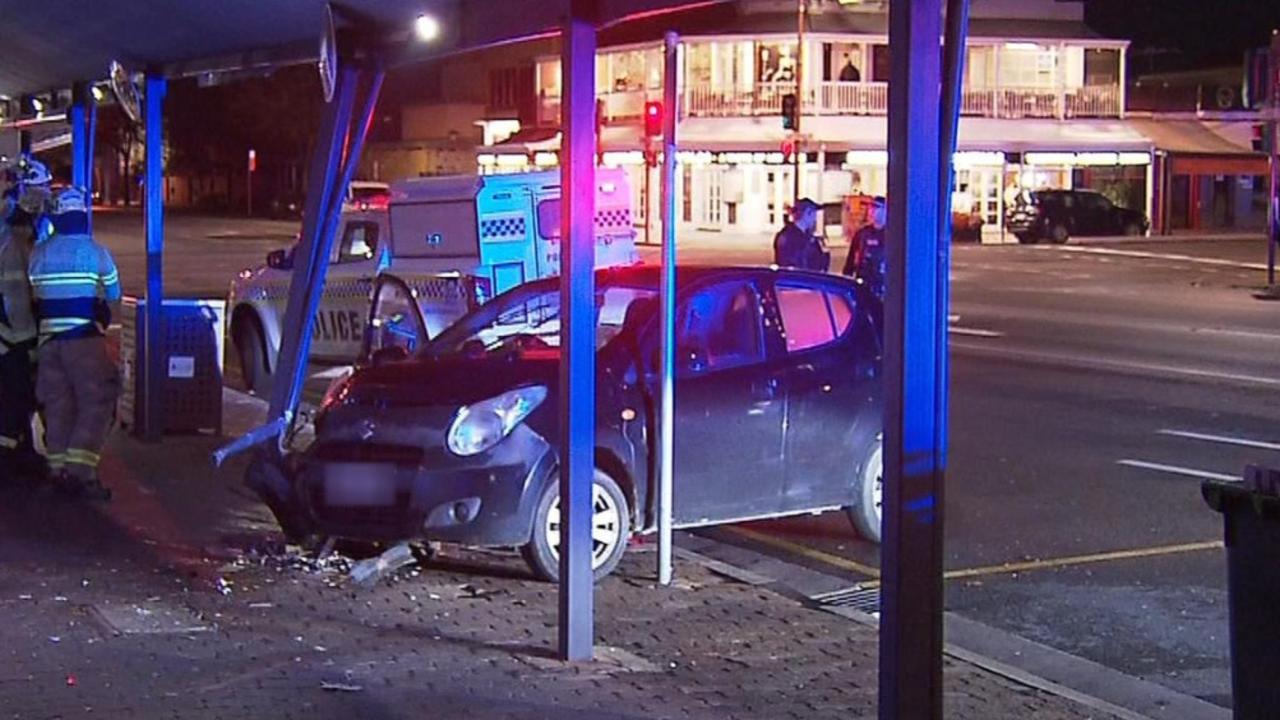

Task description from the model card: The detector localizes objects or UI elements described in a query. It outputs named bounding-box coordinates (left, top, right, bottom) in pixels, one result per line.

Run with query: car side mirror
left=267, top=248, right=293, bottom=271
left=371, top=345, right=409, bottom=367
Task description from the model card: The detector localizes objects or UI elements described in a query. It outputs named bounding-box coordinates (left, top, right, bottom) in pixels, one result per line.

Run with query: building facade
left=483, top=0, right=1155, bottom=243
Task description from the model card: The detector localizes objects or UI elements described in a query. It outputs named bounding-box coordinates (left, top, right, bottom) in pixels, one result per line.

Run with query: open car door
left=361, top=275, right=430, bottom=365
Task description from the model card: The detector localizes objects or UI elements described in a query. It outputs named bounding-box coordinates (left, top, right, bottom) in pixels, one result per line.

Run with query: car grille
left=312, top=441, right=424, bottom=465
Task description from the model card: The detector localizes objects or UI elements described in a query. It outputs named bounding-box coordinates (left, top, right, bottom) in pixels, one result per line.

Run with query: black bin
left=1203, top=465, right=1280, bottom=719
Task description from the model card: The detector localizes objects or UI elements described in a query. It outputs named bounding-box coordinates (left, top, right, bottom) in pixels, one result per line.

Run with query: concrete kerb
left=673, top=535, right=1230, bottom=720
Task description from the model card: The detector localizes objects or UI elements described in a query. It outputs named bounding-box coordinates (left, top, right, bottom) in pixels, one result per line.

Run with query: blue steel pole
left=87, top=98, right=98, bottom=233
left=879, top=0, right=946, bottom=717
left=142, top=73, right=168, bottom=441
left=266, top=68, right=358, bottom=428
left=70, top=83, right=88, bottom=188
left=558, top=0, right=597, bottom=663
left=656, top=31, right=678, bottom=586
left=935, top=0, right=969, bottom=520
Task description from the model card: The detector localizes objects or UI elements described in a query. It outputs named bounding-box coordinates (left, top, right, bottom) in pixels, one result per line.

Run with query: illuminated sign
left=1024, top=151, right=1151, bottom=167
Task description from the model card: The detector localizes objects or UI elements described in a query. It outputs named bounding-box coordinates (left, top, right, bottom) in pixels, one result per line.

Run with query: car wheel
left=1014, top=233, right=1036, bottom=245
left=234, top=313, right=273, bottom=397
left=845, top=435, right=883, bottom=543
left=1049, top=223, right=1070, bottom=244
left=521, top=468, right=630, bottom=582
left=1123, top=222, right=1143, bottom=237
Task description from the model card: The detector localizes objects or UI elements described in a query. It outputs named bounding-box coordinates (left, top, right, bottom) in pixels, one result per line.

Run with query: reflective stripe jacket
left=0, top=223, right=38, bottom=353
left=28, top=232, right=121, bottom=342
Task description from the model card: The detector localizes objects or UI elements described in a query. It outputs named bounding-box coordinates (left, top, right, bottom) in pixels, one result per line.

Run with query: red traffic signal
left=644, top=100, right=663, bottom=137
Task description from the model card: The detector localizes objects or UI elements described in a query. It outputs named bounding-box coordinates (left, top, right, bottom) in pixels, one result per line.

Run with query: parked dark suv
left=1006, top=189, right=1148, bottom=244
left=279, top=266, right=884, bottom=582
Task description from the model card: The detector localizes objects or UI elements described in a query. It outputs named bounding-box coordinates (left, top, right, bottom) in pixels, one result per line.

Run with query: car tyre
left=845, top=435, right=883, bottom=543
left=234, top=313, right=273, bottom=397
left=1014, top=233, right=1037, bottom=245
left=1049, top=223, right=1070, bottom=244
left=522, top=468, right=630, bottom=583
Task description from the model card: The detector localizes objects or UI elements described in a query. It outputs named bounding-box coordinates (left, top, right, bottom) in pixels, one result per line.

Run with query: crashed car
left=277, top=265, right=884, bottom=581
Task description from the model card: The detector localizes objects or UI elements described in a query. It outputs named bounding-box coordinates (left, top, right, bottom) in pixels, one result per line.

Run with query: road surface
left=94, top=209, right=1277, bottom=707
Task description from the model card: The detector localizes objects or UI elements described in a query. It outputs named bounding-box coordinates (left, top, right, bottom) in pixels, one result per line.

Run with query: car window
left=1085, top=194, right=1111, bottom=210
left=776, top=283, right=856, bottom=353
left=536, top=199, right=561, bottom=240
left=677, top=281, right=763, bottom=374
left=337, top=222, right=379, bottom=263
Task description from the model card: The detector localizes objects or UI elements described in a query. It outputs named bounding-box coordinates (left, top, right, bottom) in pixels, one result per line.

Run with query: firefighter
left=0, top=158, right=51, bottom=485
left=28, top=186, right=121, bottom=500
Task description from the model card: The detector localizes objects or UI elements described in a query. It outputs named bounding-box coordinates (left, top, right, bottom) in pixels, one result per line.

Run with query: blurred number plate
left=324, top=464, right=397, bottom=506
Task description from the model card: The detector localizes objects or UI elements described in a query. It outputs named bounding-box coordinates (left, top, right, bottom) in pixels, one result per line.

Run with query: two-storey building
left=482, top=0, right=1154, bottom=243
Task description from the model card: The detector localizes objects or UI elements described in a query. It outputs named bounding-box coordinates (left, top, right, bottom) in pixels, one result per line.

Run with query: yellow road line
left=936, top=540, right=1225, bottom=585
left=724, top=527, right=1224, bottom=589
left=722, top=527, right=882, bottom=578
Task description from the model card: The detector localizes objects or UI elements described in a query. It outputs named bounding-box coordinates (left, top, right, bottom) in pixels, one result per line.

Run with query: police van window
left=536, top=199, right=561, bottom=240
left=337, top=222, right=379, bottom=263
left=776, top=283, right=854, bottom=353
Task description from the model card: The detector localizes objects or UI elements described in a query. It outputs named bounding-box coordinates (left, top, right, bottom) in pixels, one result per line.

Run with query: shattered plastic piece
left=66, top=674, right=76, bottom=686
left=349, top=543, right=415, bottom=589
left=320, top=681, right=363, bottom=693
left=214, top=578, right=233, bottom=596
left=248, top=602, right=274, bottom=609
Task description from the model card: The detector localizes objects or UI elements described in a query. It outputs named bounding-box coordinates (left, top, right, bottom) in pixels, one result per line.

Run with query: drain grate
left=810, top=586, right=881, bottom=614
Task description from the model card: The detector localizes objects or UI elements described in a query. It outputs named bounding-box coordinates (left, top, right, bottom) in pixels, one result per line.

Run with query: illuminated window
left=776, top=284, right=855, bottom=353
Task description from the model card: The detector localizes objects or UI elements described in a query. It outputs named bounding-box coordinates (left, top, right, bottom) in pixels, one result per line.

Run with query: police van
left=227, top=169, right=639, bottom=394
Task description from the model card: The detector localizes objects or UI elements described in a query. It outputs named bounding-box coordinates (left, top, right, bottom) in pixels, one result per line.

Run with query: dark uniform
left=773, top=222, right=828, bottom=271
left=0, top=193, right=41, bottom=481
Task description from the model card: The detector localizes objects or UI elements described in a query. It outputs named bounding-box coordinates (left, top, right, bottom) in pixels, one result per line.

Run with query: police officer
left=842, top=195, right=887, bottom=298
left=0, top=162, right=47, bottom=484
left=773, top=198, right=828, bottom=271
left=28, top=186, right=121, bottom=500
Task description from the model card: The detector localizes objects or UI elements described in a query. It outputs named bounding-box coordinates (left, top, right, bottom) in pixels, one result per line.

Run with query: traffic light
left=644, top=100, right=663, bottom=137
left=781, top=93, right=798, bottom=131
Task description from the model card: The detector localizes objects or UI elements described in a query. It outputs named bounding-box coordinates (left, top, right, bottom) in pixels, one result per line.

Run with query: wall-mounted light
left=30, top=97, right=45, bottom=114
left=91, top=85, right=106, bottom=103
left=414, top=13, right=441, bottom=42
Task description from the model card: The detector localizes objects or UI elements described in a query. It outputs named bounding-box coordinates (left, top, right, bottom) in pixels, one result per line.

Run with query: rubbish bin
left=1202, top=465, right=1280, bottom=720
left=118, top=297, right=226, bottom=436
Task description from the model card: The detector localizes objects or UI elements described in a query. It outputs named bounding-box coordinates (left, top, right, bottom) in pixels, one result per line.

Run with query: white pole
left=657, top=31, right=679, bottom=586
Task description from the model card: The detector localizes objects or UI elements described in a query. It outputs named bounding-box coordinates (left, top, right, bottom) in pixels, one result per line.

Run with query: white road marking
left=1157, top=429, right=1280, bottom=452
left=948, top=327, right=1005, bottom=338
left=1188, top=326, right=1280, bottom=342
left=951, top=341, right=1280, bottom=389
left=1041, top=245, right=1268, bottom=271
left=1116, top=459, right=1239, bottom=482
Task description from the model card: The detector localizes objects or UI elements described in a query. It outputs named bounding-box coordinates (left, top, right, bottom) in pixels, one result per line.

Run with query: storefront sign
left=1024, top=151, right=1151, bottom=167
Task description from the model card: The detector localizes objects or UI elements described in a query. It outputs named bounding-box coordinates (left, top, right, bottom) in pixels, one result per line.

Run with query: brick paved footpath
left=0, top=434, right=1124, bottom=720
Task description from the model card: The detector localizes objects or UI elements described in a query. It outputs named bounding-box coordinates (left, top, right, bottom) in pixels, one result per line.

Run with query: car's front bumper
left=293, top=405, right=554, bottom=547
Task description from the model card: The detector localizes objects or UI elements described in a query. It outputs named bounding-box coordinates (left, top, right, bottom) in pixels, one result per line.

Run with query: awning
left=504, top=116, right=1157, bottom=155
left=1126, top=118, right=1257, bottom=156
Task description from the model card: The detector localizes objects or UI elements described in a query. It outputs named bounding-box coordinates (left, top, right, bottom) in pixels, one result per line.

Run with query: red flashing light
left=644, top=101, right=663, bottom=137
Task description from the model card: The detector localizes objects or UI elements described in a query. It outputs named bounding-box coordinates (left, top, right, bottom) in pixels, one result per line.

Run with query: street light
left=414, top=13, right=441, bottom=42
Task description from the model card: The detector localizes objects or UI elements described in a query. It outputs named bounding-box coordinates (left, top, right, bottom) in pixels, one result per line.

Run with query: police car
left=227, top=170, right=639, bottom=394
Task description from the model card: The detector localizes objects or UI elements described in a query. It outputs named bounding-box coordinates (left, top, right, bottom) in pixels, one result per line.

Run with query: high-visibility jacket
left=0, top=223, right=38, bottom=353
left=28, top=232, right=121, bottom=342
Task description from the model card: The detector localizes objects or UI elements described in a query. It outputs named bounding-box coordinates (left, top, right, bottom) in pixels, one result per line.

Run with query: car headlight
left=447, top=385, right=548, bottom=457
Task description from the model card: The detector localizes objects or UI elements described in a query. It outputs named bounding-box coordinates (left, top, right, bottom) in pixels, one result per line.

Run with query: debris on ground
left=349, top=543, right=416, bottom=589
left=320, top=670, right=363, bottom=693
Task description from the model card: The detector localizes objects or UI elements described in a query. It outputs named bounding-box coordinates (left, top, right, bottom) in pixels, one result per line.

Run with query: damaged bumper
left=279, top=404, right=553, bottom=547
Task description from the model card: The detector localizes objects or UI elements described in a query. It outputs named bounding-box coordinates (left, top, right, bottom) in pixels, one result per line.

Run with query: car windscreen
left=424, top=281, right=656, bottom=358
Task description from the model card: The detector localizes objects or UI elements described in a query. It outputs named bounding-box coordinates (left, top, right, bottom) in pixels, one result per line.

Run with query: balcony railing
left=536, top=81, right=1123, bottom=126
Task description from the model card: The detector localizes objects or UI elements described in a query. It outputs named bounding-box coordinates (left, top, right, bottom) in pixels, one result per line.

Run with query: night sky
left=1085, top=0, right=1280, bottom=72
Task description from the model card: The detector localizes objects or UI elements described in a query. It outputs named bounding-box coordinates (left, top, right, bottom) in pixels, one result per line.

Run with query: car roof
left=502, top=265, right=859, bottom=296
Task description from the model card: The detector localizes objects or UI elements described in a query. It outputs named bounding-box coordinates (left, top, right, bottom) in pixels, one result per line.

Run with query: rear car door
left=773, top=279, right=880, bottom=512
left=312, top=219, right=381, bottom=362
left=672, top=278, right=788, bottom=525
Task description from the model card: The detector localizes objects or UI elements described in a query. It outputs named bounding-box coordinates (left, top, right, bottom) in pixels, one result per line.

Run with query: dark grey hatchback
left=290, top=266, right=884, bottom=581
